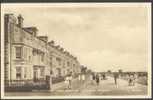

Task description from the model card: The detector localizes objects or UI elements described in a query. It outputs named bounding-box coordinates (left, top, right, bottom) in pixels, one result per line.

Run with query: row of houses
left=4, top=14, right=81, bottom=85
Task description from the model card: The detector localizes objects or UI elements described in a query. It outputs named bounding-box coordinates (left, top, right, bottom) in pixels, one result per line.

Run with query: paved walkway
left=79, top=76, right=147, bottom=95
left=47, top=76, right=147, bottom=96
left=5, top=76, right=148, bottom=96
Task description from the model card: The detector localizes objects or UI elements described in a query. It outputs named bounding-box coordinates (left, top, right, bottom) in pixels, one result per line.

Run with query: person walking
left=69, top=72, right=73, bottom=89
left=65, top=72, right=72, bottom=89
left=49, top=70, right=53, bottom=91
left=78, top=73, right=81, bottom=92
left=82, top=74, right=85, bottom=87
left=132, top=73, right=137, bottom=86
left=102, top=74, right=105, bottom=80
left=65, top=74, right=70, bottom=89
left=95, top=73, right=100, bottom=91
left=114, top=73, right=118, bottom=85
left=128, top=74, right=133, bottom=86
left=90, top=73, right=93, bottom=85
left=78, top=73, right=85, bottom=92
left=92, top=73, right=95, bottom=85
left=95, top=73, right=100, bottom=86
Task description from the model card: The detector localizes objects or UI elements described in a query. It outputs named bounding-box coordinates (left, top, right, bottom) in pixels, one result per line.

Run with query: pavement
left=50, top=76, right=148, bottom=96
left=5, top=76, right=148, bottom=96
left=80, top=76, right=147, bottom=96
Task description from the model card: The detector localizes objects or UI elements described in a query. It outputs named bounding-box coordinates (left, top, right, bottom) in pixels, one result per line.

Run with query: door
left=33, top=67, right=38, bottom=82
left=56, top=68, right=61, bottom=77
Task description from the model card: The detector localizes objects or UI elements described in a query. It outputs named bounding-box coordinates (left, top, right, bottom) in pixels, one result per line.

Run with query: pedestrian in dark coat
left=90, top=73, right=95, bottom=85
left=114, top=73, right=118, bottom=85
left=96, top=74, right=100, bottom=86
left=92, top=73, right=95, bottom=80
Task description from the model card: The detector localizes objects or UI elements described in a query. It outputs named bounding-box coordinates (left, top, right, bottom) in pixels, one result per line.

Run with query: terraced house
left=4, top=14, right=81, bottom=85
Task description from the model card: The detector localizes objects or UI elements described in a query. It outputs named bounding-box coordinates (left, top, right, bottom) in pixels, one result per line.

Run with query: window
left=40, top=67, right=44, bottom=77
left=73, top=64, right=75, bottom=67
left=16, top=47, right=22, bottom=58
left=10, top=23, right=14, bottom=34
left=29, top=56, right=31, bottom=61
left=32, top=49, right=37, bottom=56
left=50, top=70, right=53, bottom=75
left=24, top=67, right=27, bottom=78
left=67, top=69, right=70, bottom=73
left=24, top=48, right=27, bottom=59
left=16, top=67, right=22, bottom=79
left=57, top=68, right=61, bottom=76
left=56, top=57, right=61, bottom=66
left=41, top=53, right=44, bottom=62
left=67, top=62, right=70, bottom=66
left=50, top=57, right=52, bottom=66
left=63, top=62, right=65, bottom=68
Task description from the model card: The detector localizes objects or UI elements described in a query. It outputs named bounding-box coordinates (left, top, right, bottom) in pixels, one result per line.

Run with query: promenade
left=5, top=76, right=147, bottom=96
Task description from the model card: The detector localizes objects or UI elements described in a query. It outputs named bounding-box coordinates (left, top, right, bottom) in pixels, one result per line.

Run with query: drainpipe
left=9, top=22, right=12, bottom=86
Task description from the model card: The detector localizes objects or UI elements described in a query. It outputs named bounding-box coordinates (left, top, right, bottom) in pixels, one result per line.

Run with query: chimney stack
left=38, top=36, right=48, bottom=42
left=56, top=45, right=60, bottom=49
left=48, top=40, right=55, bottom=46
left=23, top=27, right=38, bottom=37
left=60, top=48, right=64, bottom=52
left=17, top=14, right=24, bottom=28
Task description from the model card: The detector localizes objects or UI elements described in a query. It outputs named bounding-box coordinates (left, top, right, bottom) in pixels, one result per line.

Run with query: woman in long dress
left=82, top=74, right=85, bottom=87
left=96, top=74, right=100, bottom=86
left=69, top=74, right=73, bottom=89
left=65, top=75, right=70, bottom=89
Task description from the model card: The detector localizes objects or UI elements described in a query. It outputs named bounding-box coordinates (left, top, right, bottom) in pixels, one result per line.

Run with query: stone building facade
left=4, top=14, right=81, bottom=84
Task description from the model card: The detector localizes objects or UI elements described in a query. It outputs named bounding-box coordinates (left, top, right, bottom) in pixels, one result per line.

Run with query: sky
left=2, top=3, right=151, bottom=72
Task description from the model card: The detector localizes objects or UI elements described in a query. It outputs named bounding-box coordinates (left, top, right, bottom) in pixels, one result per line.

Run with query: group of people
left=65, top=72, right=73, bottom=89
left=64, top=72, right=137, bottom=90
left=65, top=72, right=86, bottom=89
left=113, top=73, right=137, bottom=86
left=90, top=73, right=107, bottom=86
left=128, top=74, right=137, bottom=86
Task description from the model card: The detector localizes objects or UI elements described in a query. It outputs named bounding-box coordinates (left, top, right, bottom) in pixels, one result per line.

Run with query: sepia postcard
left=1, top=3, right=152, bottom=99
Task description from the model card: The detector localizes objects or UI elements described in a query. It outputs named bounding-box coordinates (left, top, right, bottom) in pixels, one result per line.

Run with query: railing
left=5, top=79, right=33, bottom=87
left=4, top=79, right=49, bottom=92
left=4, top=74, right=81, bottom=92
left=52, top=76, right=65, bottom=84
